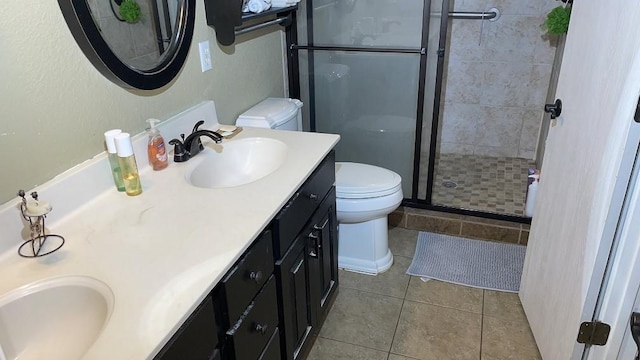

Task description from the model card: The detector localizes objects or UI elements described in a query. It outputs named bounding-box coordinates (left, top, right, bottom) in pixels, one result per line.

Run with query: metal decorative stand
left=17, top=190, right=65, bottom=258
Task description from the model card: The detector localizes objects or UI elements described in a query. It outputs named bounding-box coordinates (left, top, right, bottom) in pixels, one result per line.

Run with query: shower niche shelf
left=204, top=0, right=296, bottom=46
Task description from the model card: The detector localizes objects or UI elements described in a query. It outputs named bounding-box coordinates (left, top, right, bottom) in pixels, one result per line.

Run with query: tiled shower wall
left=88, top=0, right=160, bottom=69
left=438, top=0, right=560, bottom=159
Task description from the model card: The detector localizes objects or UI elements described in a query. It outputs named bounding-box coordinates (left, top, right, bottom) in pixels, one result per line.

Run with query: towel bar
left=235, top=17, right=287, bottom=36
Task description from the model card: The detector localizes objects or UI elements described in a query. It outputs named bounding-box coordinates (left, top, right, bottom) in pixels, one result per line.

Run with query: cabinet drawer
left=258, top=327, right=281, bottom=360
left=220, top=230, right=274, bottom=325
left=226, top=275, right=279, bottom=360
left=272, top=151, right=335, bottom=258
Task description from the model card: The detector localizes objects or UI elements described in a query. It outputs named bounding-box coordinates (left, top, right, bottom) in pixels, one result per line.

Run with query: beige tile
left=461, top=216, right=521, bottom=230
left=319, top=288, right=403, bottom=352
left=406, top=215, right=461, bottom=236
left=388, top=354, right=420, bottom=360
left=483, top=290, right=527, bottom=322
left=389, top=210, right=406, bottom=228
left=404, top=207, right=464, bottom=220
left=389, top=227, right=419, bottom=258
left=307, top=337, right=388, bottom=360
left=405, top=278, right=483, bottom=314
left=339, top=256, right=412, bottom=298
left=475, top=107, right=524, bottom=151
left=440, top=103, right=481, bottom=144
left=481, top=316, right=541, bottom=360
left=460, top=222, right=520, bottom=243
left=391, top=301, right=481, bottom=359
left=520, top=230, right=530, bottom=245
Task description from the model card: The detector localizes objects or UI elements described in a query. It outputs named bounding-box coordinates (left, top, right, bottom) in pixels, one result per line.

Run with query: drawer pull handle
left=313, top=218, right=329, bottom=231
left=309, top=193, right=318, bottom=200
left=308, top=232, right=319, bottom=240
left=249, top=271, right=263, bottom=283
left=254, top=323, right=269, bottom=335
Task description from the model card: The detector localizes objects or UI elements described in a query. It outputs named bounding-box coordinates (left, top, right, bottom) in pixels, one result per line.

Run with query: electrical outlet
left=198, top=41, right=212, bottom=72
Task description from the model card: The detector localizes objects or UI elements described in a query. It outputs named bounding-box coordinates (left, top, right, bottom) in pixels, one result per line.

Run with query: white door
left=519, top=0, right=640, bottom=359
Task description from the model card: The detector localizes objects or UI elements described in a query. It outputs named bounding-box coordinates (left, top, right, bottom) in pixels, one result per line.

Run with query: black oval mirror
left=58, top=0, right=195, bottom=90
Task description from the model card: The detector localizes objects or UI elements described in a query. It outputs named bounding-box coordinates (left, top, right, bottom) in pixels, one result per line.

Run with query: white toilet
left=236, top=98, right=402, bottom=275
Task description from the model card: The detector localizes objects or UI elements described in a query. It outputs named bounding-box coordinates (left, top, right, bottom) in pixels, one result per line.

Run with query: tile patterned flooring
left=428, top=154, right=537, bottom=216
left=308, top=227, right=541, bottom=360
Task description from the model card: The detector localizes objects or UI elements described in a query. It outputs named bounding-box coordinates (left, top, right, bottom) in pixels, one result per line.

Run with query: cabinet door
left=275, top=237, right=313, bottom=360
left=307, top=187, right=339, bottom=327
left=154, top=296, right=219, bottom=360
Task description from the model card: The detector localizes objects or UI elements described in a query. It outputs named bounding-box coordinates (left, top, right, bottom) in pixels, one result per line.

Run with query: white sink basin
left=0, top=276, right=114, bottom=360
left=187, top=137, right=288, bottom=189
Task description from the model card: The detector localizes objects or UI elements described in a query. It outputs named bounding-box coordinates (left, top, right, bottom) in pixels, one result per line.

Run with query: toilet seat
left=335, top=162, right=402, bottom=199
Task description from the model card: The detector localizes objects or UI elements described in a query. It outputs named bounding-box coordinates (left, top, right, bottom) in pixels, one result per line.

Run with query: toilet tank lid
left=236, top=98, right=302, bottom=128
left=335, top=162, right=402, bottom=199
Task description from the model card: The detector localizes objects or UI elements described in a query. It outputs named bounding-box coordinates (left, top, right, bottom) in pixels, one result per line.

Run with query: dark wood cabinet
left=307, top=188, right=339, bottom=327
left=225, top=275, right=279, bottom=360
left=154, top=296, right=219, bottom=360
left=155, top=152, right=338, bottom=360
left=273, top=152, right=339, bottom=360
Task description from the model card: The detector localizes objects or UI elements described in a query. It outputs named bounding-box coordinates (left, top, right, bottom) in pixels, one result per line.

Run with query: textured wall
left=0, top=2, right=285, bottom=204
left=438, top=0, right=559, bottom=159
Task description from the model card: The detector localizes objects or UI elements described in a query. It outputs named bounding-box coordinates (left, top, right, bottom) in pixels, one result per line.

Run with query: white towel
left=243, top=0, right=271, bottom=13
left=272, top=0, right=298, bottom=7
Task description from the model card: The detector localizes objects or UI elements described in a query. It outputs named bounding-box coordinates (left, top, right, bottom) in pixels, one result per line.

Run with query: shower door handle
left=544, top=99, right=562, bottom=119
left=630, top=312, right=640, bottom=360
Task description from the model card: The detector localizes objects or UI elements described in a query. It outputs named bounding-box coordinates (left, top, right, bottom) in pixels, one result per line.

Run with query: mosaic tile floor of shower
left=430, top=153, right=537, bottom=216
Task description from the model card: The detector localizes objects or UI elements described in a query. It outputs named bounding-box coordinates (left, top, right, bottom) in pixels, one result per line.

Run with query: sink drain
left=441, top=180, right=458, bottom=189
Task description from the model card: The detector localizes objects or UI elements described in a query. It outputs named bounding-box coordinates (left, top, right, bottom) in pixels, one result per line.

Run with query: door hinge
left=576, top=321, right=611, bottom=346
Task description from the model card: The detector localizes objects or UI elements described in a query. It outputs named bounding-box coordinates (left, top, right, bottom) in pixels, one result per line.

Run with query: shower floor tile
left=430, top=154, right=536, bottom=216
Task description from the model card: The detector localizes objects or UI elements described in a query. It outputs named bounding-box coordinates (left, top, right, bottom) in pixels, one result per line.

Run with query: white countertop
left=0, top=120, right=339, bottom=359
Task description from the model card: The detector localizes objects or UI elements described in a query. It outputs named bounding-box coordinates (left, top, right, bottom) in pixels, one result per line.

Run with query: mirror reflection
left=88, top=0, right=179, bottom=70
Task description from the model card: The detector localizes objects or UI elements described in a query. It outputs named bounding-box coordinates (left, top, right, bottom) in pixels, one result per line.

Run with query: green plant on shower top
left=543, top=6, right=571, bottom=35
left=119, top=0, right=141, bottom=24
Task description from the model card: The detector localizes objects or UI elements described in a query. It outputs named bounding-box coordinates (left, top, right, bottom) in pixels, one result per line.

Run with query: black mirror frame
left=58, top=0, right=196, bottom=90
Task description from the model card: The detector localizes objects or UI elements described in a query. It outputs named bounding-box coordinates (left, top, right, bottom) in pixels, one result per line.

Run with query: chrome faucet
left=169, top=120, right=223, bottom=162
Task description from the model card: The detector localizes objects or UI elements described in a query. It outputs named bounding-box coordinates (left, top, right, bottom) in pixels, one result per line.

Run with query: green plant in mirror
left=119, top=0, right=141, bottom=24
left=543, top=6, right=571, bottom=35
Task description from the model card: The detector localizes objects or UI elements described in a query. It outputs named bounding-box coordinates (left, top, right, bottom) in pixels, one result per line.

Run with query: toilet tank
left=236, top=98, right=303, bottom=131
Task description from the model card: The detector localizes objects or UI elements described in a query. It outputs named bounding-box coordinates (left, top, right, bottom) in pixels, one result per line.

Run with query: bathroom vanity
left=155, top=152, right=338, bottom=360
left=0, top=102, right=340, bottom=360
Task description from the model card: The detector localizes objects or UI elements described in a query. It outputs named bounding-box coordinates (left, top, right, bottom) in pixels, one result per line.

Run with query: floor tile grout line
left=384, top=272, right=412, bottom=359
left=315, top=334, right=395, bottom=354
left=337, top=282, right=409, bottom=300
left=403, top=281, right=485, bottom=317
left=388, top=296, right=406, bottom=359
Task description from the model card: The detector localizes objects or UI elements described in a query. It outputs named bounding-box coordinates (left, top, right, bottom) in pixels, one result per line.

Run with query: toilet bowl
left=236, top=98, right=403, bottom=275
left=335, top=162, right=402, bottom=274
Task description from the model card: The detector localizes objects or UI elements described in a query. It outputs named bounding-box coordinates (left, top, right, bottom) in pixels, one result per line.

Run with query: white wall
left=0, top=2, right=286, bottom=205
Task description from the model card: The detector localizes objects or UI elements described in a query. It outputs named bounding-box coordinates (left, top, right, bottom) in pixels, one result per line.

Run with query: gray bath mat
left=406, top=232, right=526, bottom=293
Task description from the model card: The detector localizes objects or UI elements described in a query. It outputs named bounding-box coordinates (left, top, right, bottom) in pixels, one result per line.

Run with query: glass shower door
left=296, top=0, right=430, bottom=198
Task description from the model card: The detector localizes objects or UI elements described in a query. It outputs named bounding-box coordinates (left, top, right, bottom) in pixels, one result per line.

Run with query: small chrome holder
left=17, top=190, right=65, bottom=258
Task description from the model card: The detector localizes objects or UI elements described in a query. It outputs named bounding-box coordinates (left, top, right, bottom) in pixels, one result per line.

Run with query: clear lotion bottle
left=104, top=129, right=125, bottom=192
left=114, top=132, right=143, bottom=196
